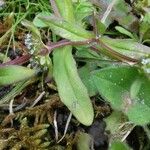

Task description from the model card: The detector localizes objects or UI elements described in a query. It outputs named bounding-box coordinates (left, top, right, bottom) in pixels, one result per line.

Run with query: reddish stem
left=0, top=54, right=31, bottom=67
left=0, top=37, right=138, bottom=67
left=39, top=39, right=96, bottom=55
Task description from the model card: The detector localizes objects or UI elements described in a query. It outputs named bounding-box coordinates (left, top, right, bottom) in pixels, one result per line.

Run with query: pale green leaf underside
left=53, top=46, right=94, bottom=126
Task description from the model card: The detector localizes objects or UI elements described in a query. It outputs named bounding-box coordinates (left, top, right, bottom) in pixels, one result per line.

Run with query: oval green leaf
left=92, top=66, right=139, bottom=109
left=53, top=46, right=94, bottom=126
left=92, top=66, right=150, bottom=125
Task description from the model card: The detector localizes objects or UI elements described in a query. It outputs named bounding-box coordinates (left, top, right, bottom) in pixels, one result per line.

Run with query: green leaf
left=78, top=65, right=98, bottom=96
left=34, top=14, right=94, bottom=41
left=137, top=75, right=150, bottom=107
left=76, top=46, right=100, bottom=59
left=115, top=26, right=135, bottom=39
left=53, top=46, right=94, bottom=126
left=109, top=141, right=131, bottom=150
left=33, top=12, right=51, bottom=28
left=76, top=132, right=93, bottom=150
left=0, top=65, right=36, bottom=86
left=130, top=78, right=142, bottom=100
left=92, top=66, right=150, bottom=125
left=51, top=0, right=93, bottom=125
left=54, top=0, right=75, bottom=22
left=105, top=111, right=127, bottom=135
left=140, top=12, right=150, bottom=42
left=96, top=20, right=107, bottom=35
left=92, top=66, right=139, bottom=109
left=101, top=36, right=150, bottom=59
left=22, top=20, right=41, bottom=38
left=104, top=111, right=135, bottom=142
left=74, top=1, right=94, bottom=22
left=0, top=13, right=14, bottom=47
left=0, top=80, right=31, bottom=105
left=127, top=103, right=150, bottom=125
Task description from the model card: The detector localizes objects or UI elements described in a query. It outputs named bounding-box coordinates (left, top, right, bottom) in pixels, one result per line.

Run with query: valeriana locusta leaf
left=53, top=46, right=94, bottom=126
left=36, top=14, right=94, bottom=41
left=0, top=65, right=36, bottom=86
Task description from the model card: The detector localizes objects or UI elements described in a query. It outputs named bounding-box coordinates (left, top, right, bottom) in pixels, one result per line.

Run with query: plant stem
left=0, top=37, right=139, bottom=66
left=0, top=54, right=31, bottom=66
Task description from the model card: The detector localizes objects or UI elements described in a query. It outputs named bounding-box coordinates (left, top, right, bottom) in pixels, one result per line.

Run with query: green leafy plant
left=0, top=0, right=150, bottom=149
